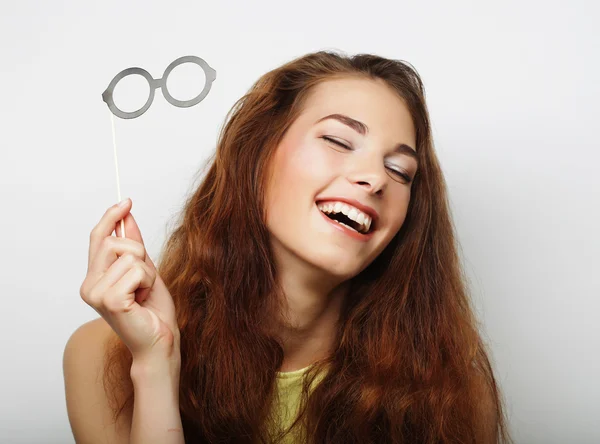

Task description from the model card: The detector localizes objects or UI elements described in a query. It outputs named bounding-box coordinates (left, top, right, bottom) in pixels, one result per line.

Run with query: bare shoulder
left=63, top=317, right=132, bottom=444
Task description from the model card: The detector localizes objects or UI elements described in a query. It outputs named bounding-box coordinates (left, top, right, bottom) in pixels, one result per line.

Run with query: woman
left=64, top=50, right=511, bottom=443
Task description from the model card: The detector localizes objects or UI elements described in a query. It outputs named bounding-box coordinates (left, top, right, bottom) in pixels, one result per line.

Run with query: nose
left=346, top=155, right=387, bottom=196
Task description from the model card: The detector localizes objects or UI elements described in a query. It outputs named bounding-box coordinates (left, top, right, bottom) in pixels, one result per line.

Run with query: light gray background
left=1, top=1, right=598, bottom=443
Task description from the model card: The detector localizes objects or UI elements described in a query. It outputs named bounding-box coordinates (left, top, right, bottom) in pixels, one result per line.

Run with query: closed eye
left=321, top=136, right=413, bottom=183
left=322, top=136, right=350, bottom=150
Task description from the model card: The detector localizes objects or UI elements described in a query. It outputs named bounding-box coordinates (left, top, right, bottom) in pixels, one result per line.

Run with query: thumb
left=115, top=210, right=144, bottom=245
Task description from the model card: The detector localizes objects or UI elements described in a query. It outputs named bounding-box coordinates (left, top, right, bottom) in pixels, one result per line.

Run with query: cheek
left=265, top=141, right=317, bottom=228
left=274, top=139, right=337, bottom=197
left=382, top=193, right=411, bottom=241
left=293, top=138, right=334, bottom=173
left=264, top=140, right=340, bottom=248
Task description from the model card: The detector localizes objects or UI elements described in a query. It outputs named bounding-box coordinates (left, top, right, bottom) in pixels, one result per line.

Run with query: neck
left=272, top=249, right=350, bottom=372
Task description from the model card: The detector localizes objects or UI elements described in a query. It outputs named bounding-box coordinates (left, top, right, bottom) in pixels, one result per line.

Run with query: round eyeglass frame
left=101, top=55, right=217, bottom=119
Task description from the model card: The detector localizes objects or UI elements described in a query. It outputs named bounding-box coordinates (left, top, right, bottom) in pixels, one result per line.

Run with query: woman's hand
left=79, top=198, right=180, bottom=363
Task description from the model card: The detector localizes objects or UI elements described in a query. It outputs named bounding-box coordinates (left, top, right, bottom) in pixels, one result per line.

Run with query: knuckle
left=79, top=281, right=88, bottom=299
left=101, top=235, right=115, bottom=252
left=135, top=243, right=146, bottom=260
left=86, top=287, right=102, bottom=306
left=133, top=263, right=146, bottom=279
left=121, top=253, right=138, bottom=267
left=89, top=226, right=99, bottom=241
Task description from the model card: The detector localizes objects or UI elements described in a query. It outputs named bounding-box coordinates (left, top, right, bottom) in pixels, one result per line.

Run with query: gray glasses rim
left=102, top=55, right=217, bottom=119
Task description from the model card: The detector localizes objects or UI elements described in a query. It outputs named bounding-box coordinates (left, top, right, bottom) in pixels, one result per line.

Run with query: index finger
left=116, top=211, right=157, bottom=273
left=89, top=198, right=132, bottom=263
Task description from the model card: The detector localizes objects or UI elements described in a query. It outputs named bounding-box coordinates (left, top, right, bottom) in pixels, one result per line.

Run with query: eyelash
left=321, top=136, right=412, bottom=183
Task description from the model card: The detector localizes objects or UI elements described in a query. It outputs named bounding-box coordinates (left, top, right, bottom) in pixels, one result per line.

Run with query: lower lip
left=317, top=205, right=375, bottom=242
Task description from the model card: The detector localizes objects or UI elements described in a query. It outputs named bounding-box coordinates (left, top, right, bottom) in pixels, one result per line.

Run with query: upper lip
left=316, top=196, right=379, bottom=226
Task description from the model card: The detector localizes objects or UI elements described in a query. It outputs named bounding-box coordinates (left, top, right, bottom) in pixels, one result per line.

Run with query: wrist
left=130, top=350, right=181, bottom=383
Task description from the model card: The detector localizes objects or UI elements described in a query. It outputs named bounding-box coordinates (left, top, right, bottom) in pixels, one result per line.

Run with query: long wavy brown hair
left=103, top=50, right=511, bottom=443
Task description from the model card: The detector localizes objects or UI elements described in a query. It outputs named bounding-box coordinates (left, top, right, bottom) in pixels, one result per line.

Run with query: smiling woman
left=264, top=75, right=420, bottom=284
left=65, top=50, right=511, bottom=443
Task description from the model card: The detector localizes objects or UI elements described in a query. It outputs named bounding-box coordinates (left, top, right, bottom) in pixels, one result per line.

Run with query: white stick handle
left=109, top=110, right=126, bottom=239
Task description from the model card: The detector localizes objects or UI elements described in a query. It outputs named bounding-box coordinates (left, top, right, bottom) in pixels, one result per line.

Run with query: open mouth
left=316, top=202, right=376, bottom=235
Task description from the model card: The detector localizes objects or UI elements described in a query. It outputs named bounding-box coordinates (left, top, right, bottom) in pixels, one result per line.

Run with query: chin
left=307, top=254, right=362, bottom=282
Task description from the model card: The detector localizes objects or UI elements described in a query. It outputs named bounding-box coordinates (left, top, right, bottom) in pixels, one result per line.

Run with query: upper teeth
left=317, top=202, right=372, bottom=233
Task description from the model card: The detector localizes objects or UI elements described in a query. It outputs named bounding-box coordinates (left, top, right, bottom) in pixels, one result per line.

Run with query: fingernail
left=118, top=197, right=129, bottom=208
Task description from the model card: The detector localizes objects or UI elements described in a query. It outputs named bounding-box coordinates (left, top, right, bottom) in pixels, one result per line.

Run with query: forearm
left=129, top=357, right=184, bottom=444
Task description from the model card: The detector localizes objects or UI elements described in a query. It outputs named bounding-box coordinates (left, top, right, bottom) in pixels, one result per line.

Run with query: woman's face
left=265, top=76, right=418, bottom=283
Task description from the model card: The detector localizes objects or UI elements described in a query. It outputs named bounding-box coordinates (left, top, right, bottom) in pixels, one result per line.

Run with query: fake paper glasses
left=102, top=55, right=217, bottom=119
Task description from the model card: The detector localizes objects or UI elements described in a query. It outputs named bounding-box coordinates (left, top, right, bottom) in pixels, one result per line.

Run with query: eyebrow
left=315, top=113, right=418, bottom=164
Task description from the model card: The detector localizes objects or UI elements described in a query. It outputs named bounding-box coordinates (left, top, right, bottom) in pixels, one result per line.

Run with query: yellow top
left=270, top=363, right=327, bottom=443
